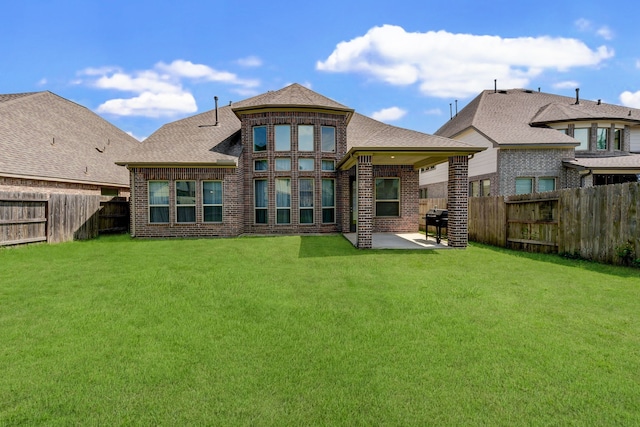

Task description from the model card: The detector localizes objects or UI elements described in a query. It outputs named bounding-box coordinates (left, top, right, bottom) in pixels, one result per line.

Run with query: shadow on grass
left=298, top=235, right=442, bottom=258
left=472, top=242, right=640, bottom=279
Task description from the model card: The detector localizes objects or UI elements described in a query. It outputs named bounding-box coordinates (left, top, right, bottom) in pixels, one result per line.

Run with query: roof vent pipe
left=455, top=100, right=458, bottom=116
left=575, top=88, right=580, bottom=105
left=214, top=96, right=219, bottom=126
left=597, top=99, right=601, bottom=105
left=494, top=79, right=497, bottom=93
left=449, top=103, right=453, bottom=120
left=538, top=87, right=541, bottom=92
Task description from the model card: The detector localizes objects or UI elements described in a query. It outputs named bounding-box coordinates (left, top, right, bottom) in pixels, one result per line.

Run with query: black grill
left=425, top=209, right=448, bottom=244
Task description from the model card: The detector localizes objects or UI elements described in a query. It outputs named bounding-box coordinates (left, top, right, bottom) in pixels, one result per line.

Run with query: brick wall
left=497, top=148, right=574, bottom=196
left=238, top=111, right=347, bottom=235
left=356, top=155, right=373, bottom=248
left=447, top=155, right=469, bottom=248
left=130, top=167, right=241, bottom=238
left=372, top=164, right=419, bottom=233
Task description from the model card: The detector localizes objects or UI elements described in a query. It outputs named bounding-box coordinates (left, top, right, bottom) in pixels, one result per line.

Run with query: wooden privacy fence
left=466, top=182, right=640, bottom=265
left=0, top=192, right=129, bottom=247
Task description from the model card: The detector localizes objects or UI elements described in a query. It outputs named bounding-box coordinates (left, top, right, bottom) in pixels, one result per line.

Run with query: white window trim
left=375, top=177, right=401, bottom=217
left=202, top=180, right=223, bottom=223
left=148, top=180, right=169, bottom=224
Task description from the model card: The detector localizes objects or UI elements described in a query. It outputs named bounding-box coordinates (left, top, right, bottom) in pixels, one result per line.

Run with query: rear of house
left=118, top=84, right=484, bottom=248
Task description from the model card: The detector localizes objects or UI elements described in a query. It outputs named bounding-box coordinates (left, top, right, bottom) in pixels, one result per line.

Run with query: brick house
left=0, top=91, right=140, bottom=196
left=420, top=88, right=640, bottom=197
left=117, top=84, right=483, bottom=248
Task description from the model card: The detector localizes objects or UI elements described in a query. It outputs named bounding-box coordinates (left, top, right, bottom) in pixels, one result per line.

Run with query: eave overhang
left=232, top=105, right=355, bottom=124
left=0, top=172, right=129, bottom=188
left=115, top=161, right=238, bottom=169
left=337, top=146, right=486, bottom=171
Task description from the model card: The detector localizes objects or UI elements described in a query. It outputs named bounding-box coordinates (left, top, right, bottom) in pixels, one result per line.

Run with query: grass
left=1, top=234, right=639, bottom=426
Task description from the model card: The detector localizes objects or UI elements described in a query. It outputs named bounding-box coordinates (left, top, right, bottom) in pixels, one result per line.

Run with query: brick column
left=447, top=155, right=469, bottom=248
left=357, top=155, right=373, bottom=249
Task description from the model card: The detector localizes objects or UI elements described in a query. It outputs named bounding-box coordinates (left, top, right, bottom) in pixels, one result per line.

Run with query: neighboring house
left=0, top=91, right=140, bottom=196
left=420, top=88, right=640, bottom=197
left=117, top=84, right=483, bottom=248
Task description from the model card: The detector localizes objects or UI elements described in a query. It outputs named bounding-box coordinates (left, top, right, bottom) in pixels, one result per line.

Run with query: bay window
left=299, top=178, right=314, bottom=224
left=276, top=178, right=291, bottom=224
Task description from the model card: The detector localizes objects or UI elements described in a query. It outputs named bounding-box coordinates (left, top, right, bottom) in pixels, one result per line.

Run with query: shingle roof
left=347, top=112, right=476, bottom=150
left=122, top=84, right=480, bottom=166
left=564, top=154, right=640, bottom=170
left=231, top=83, right=353, bottom=114
left=435, top=89, right=640, bottom=145
left=0, top=91, right=141, bottom=187
left=118, top=106, right=241, bottom=165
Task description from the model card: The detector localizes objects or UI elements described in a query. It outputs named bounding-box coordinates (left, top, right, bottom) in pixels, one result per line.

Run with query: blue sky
left=2, top=0, right=640, bottom=141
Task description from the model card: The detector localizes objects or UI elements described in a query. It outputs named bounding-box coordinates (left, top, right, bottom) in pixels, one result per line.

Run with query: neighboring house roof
left=564, top=154, right=640, bottom=172
left=435, top=89, right=640, bottom=146
left=120, top=83, right=483, bottom=169
left=0, top=91, right=140, bottom=187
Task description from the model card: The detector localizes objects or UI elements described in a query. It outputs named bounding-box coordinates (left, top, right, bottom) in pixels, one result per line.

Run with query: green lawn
left=1, top=235, right=639, bottom=426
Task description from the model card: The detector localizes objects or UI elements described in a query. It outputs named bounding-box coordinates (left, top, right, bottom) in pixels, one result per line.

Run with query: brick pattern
left=497, top=148, right=574, bottom=196
left=238, top=111, right=347, bottom=235
left=130, top=167, right=241, bottom=238
left=447, top=156, right=469, bottom=248
left=356, top=155, right=373, bottom=248
left=372, top=165, right=419, bottom=232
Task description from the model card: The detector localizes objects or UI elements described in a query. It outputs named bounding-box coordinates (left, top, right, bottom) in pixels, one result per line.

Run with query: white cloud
left=553, top=80, right=580, bottom=89
left=620, top=91, right=640, bottom=108
left=575, top=18, right=592, bottom=32
left=371, top=106, right=407, bottom=122
left=37, top=78, right=47, bottom=86
left=126, top=131, right=147, bottom=142
left=236, top=56, right=263, bottom=67
left=635, top=60, right=640, bottom=69
left=575, top=18, right=614, bottom=40
left=96, top=91, right=198, bottom=118
left=597, top=26, right=614, bottom=41
left=78, top=60, right=260, bottom=118
left=424, top=108, right=442, bottom=116
left=317, top=25, right=614, bottom=98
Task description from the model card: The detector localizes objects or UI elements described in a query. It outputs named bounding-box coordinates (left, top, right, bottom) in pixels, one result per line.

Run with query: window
left=375, top=178, right=400, bottom=216
left=321, top=160, right=335, bottom=171
left=299, top=178, right=314, bottom=224
left=275, top=158, right=291, bottom=171
left=573, top=128, right=589, bottom=151
left=481, top=179, right=491, bottom=197
left=275, top=125, right=291, bottom=151
left=148, top=181, right=169, bottom=223
left=469, top=181, right=480, bottom=197
left=203, top=181, right=223, bottom=222
left=254, top=159, right=268, bottom=171
left=176, top=180, right=196, bottom=222
left=298, top=158, right=314, bottom=171
left=321, top=126, right=336, bottom=152
left=321, top=179, right=335, bottom=223
left=538, top=177, right=556, bottom=193
left=276, top=178, right=291, bottom=224
left=254, top=180, right=268, bottom=224
left=515, top=178, right=533, bottom=195
left=596, top=128, right=608, bottom=150
left=253, top=126, right=267, bottom=152
left=614, top=129, right=623, bottom=151
left=298, top=125, right=314, bottom=151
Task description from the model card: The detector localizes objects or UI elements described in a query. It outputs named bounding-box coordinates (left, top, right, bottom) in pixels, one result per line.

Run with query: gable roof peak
left=231, top=83, right=354, bottom=117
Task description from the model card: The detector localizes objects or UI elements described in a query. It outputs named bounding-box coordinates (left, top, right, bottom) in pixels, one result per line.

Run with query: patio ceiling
left=337, top=146, right=485, bottom=170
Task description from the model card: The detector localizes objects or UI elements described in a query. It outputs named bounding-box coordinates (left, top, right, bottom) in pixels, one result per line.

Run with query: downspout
left=580, top=169, right=593, bottom=187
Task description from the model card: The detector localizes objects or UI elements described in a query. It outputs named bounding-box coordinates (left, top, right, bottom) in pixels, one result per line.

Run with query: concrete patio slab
left=342, top=232, right=450, bottom=249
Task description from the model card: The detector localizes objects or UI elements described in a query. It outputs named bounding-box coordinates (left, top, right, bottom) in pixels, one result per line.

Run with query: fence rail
left=461, top=182, right=640, bottom=265
left=0, top=192, right=129, bottom=247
